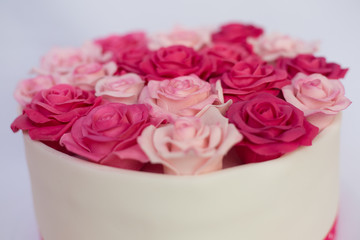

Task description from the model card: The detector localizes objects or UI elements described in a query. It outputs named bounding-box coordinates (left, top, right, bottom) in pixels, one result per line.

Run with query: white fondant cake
left=24, top=114, right=341, bottom=240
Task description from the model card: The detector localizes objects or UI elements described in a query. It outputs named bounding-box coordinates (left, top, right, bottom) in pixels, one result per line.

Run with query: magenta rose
left=11, top=84, right=101, bottom=141
left=139, top=45, right=214, bottom=81
left=96, top=32, right=150, bottom=74
left=60, top=103, right=156, bottom=170
left=227, top=93, right=319, bottom=163
left=216, top=60, right=289, bottom=102
left=200, top=43, right=259, bottom=78
left=276, top=54, right=348, bottom=79
left=211, top=22, right=263, bottom=45
left=282, top=73, right=351, bottom=130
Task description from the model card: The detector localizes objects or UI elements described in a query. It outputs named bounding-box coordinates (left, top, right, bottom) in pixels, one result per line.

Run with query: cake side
left=24, top=115, right=341, bottom=240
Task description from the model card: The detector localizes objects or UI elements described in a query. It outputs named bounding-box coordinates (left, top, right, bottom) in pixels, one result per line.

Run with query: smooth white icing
left=23, top=115, right=341, bottom=240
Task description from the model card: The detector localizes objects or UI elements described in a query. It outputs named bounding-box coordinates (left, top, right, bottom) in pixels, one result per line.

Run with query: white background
left=1, top=0, right=359, bottom=239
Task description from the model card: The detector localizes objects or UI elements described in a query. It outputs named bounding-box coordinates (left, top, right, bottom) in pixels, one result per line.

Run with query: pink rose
left=249, top=33, right=319, bottom=62
left=227, top=93, right=319, bottom=163
left=212, top=22, right=263, bottom=45
left=282, top=73, right=351, bottom=130
left=60, top=103, right=156, bottom=170
left=69, top=62, right=117, bottom=91
left=34, top=42, right=110, bottom=83
left=276, top=54, right=348, bottom=80
left=216, top=60, right=289, bottom=102
left=11, top=84, right=101, bottom=141
left=96, top=32, right=150, bottom=74
left=139, top=45, right=214, bottom=81
left=138, top=74, right=231, bottom=121
left=138, top=107, right=243, bottom=175
left=95, top=73, right=145, bottom=104
left=14, top=75, right=55, bottom=107
left=148, top=26, right=211, bottom=50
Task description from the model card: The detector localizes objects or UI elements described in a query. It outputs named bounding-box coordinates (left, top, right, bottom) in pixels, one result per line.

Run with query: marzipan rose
left=276, top=54, right=348, bottom=80
left=96, top=32, right=150, bottom=74
left=249, top=33, right=318, bottom=62
left=212, top=22, right=263, bottom=44
left=139, top=45, right=214, bottom=81
left=33, top=42, right=111, bottom=83
left=69, top=62, right=117, bottom=91
left=138, top=74, right=231, bottom=121
left=60, top=103, right=157, bottom=170
left=148, top=26, right=211, bottom=50
left=95, top=73, right=145, bottom=104
left=282, top=73, right=351, bottom=130
left=14, top=75, right=55, bottom=107
left=227, top=93, right=319, bottom=163
left=216, top=59, right=289, bottom=102
left=138, top=107, right=243, bottom=175
left=11, top=84, right=101, bottom=141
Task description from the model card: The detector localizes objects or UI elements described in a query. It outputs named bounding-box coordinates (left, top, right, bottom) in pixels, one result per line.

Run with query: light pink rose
left=148, top=26, right=211, bottom=50
left=138, top=107, right=243, bottom=175
left=249, top=33, right=319, bottom=62
left=70, top=62, right=117, bottom=91
left=95, top=73, right=145, bottom=104
left=138, top=74, right=231, bottom=121
left=14, top=75, right=55, bottom=107
left=33, top=41, right=112, bottom=83
left=282, top=73, right=351, bottom=130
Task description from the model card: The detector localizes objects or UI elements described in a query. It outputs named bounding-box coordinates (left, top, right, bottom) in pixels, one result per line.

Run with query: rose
left=138, top=74, right=231, bottom=121
left=14, top=75, right=55, bottom=107
left=282, top=73, right=351, bottom=130
left=211, top=22, right=263, bottom=44
left=60, top=103, right=156, bottom=170
left=69, top=62, right=117, bottom=91
left=138, top=107, right=243, bottom=175
left=249, top=33, right=319, bottom=62
left=33, top=42, right=111, bottom=83
left=96, top=32, right=150, bottom=74
left=11, top=84, right=101, bottom=141
left=227, top=93, right=319, bottom=163
left=95, top=73, right=145, bottom=104
left=276, top=54, right=348, bottom=79
left=216, top=60, right=289, bottom=103
left=148, top=26, right=211, bottom=50
left=200, top=43, right=258, bottom=78
left=139, top=45, right=214, bottom=81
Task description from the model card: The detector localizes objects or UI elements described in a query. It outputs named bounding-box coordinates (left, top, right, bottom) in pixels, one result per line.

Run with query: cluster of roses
left=11, top=22, right=351, bottom=175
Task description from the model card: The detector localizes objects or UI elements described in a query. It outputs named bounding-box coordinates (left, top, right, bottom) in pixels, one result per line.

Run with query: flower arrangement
left=11, top=22, right=351, bottom=175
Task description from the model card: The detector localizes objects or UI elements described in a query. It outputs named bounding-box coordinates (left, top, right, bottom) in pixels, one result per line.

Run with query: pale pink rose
left=14, top=75, right=55, bottom=107
left=138, top=74, right=231, bottom=121
left=95, top=73, right=145, bottom=104
left=249, top=33, right=319, bottom=62
left=70, top=62, right=117, bottom=91
left=138, top=107, right=243, bottom=175
left=282, top=73, right=351, bottom=130
left=148, top=26, right=211, bottom=50
left=33, top=41, right=112, bottom=83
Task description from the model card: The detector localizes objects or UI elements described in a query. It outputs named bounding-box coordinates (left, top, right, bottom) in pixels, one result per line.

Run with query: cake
left=11, top=22, right=350, bottom=240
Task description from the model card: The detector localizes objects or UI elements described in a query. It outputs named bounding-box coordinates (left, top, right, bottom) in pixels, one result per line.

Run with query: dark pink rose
left=96, top=32, right=150, bottom=74
left=215, top=60, right=289, bottom=102
left=11, top=84, right=101, bottom=141
left=60, top=103, right=156, bottom=170
left=227, top=93, right=319, bottom=163
left=276, top=54, right=348, bottom=80
left=211, top=22, right=263, bottom=45
left=200, top=43, right=259, bottom=78
left=139, top=45, right=214, bottom=81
